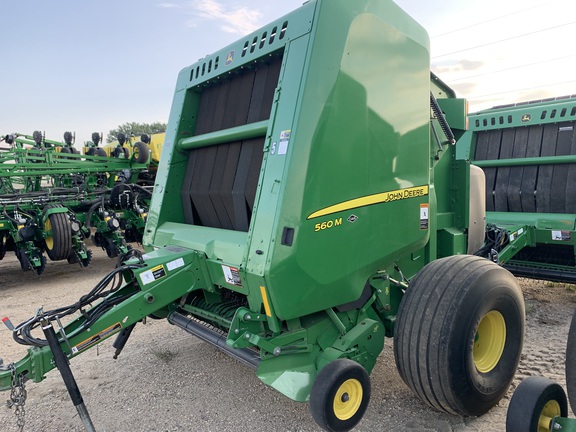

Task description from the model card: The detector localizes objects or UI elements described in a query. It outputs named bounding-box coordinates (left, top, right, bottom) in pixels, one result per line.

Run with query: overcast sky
left=1, top=0, right=574, bottom=145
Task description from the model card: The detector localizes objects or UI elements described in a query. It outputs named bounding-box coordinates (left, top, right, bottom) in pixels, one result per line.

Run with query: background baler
left=0, top=1, right=526, bottom=431
left=458, top=96, right=576, bottom=282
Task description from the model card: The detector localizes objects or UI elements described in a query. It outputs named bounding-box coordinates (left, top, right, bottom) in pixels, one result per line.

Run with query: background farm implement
left=0, top=132, right=151, bottom=274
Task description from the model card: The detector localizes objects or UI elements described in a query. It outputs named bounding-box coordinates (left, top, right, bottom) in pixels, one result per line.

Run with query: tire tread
left=44, top=204, right=72, bottom=261
left=394, top=255, right=523, bottom=415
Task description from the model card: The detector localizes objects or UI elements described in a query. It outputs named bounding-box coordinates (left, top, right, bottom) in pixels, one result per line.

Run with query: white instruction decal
left=278, top=140, right=289, bottom=155
left=140, top=270, right=155, bottom=285
left=167, top=257, right=185, bottom=271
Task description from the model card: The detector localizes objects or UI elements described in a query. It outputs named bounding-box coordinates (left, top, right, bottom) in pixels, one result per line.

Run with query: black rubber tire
left=0, top=232, right=6, bottom=260
left=86, top=147, right=97, bottom=156
left=394, top=255, right=525, bottom=416
left=81, top=249, right=93, bottom=267
left=104, top=238, right=119, bottom=258
left=67, top=250, right=79, bottom=264
left=32, top=253, right=47, bottom=276
left=60, top=147, right=71, bottom=154
left=133, top=141, right=149, bottom=164
left=506, top=376, right=567, bottom=432
left=43, top=205, right=72, bottom=261
left=16, top=249, right=31, bottom=271
left=566, top=308, right=576, bottom=415
left=112, top=147, right=126, bottom=158
left=95, top=147, right=107, bottom=157
left=309, top=359, right=370, bottom=432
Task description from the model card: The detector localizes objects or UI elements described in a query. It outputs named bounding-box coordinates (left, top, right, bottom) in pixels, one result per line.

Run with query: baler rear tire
left=565, top=308, right=576, bottom=415
left=310, top=359, right=370, bottom=432
left=394, top=255, right=524, bottom=416
left=43, top=205, right=72, bottom=261
left=506, top=376, right=567, bottom=432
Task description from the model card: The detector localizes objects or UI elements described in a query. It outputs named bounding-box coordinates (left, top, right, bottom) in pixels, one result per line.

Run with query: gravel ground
left=0, top=247, right=575, bottom=432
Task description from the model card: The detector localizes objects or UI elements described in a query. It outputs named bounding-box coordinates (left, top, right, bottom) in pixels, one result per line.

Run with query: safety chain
left=6, top=363, right=26, bottom=431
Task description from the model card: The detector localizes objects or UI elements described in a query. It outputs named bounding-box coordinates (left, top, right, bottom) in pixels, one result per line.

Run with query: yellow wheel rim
left=44, top=218, right=54, bottom=250
left=333, top=379, right=363, bottom=421
left=473, top=310, right=506, bottom=373
left=538, top=400, right=561, bottom=432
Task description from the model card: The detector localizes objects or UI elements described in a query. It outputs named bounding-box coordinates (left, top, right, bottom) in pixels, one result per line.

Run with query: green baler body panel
left=146, top=0, right=436, bottom=321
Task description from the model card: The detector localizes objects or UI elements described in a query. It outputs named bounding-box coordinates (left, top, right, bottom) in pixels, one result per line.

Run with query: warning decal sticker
left=222, top=265, right=242, bottom=286
left=420, top=204, right=429, bottom=230
left=71, top=323, right=122, bottom=354
left=552, top=230, right=571, bottom=241
left=278, top=130, right=291, bottom=155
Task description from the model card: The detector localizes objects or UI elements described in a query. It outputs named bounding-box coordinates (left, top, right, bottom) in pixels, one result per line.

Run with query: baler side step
left=168, top=311, right=261, bottom=369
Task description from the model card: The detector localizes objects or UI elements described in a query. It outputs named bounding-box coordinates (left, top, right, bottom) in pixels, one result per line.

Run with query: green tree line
left=106, top=122, right=167, bottom=143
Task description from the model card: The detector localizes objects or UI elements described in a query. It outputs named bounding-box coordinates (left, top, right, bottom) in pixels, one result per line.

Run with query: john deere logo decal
left=225, top=50, right=235, bottom=66
left=308, top=185, right=429, bottom=219
left=521, top=114, right=532, bottom=123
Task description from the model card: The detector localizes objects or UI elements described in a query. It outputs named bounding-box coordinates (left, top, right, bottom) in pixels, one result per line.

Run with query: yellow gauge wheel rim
left=333, top=379, right=363, bottom=421
left=473, top=310, right=506, bottom=373
left=538, top=400, right=561, bottom=432
left=44, top=218, right=54, bottom=250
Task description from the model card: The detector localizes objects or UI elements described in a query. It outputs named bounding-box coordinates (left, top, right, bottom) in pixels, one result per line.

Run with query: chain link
left=6, top=363, right=26, bottom=431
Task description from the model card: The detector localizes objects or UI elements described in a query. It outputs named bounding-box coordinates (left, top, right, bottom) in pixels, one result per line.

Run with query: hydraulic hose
left=130, top=183, right=153, bottom=196
left=85, top=199, right=110, bottom=229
